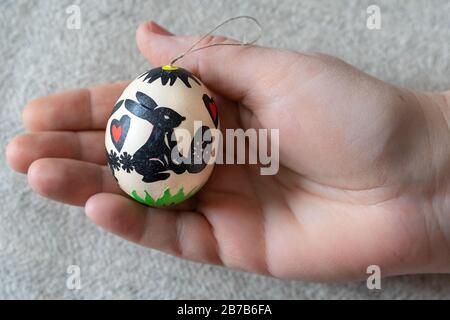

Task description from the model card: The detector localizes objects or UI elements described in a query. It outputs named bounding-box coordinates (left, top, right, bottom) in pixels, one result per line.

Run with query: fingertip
left=136, top=21, right=184, bottom=66
left=136, top=21, right=172, bottom=40
left=22, top=97, right=45, bottom=131
left=6, top=135, right=28, bottom=173
left=136, top=22, right=157, bottom=63
left=136, top=21, right=166, bottom=48
left=135, top=21, right=150, bottom=42
left=85, top=193, right=146, bottom=242
left=27, top=159, right=59, bottom=198
left=84, top=193, right=101, bottom=220
left=85, top=193, right=124, bottom=219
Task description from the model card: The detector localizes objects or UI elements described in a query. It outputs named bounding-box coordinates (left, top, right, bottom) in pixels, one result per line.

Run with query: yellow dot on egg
left=162, top=65, right=178, bottom=71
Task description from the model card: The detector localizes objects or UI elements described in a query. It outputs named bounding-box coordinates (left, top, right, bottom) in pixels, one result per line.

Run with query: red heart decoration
left=110, top=115, right=130, bottom=152
left=208, top=102, right=217, bottom=122
left=202, top=94, right=219, bottom=127
left=112, top=125, right=122, bottom=143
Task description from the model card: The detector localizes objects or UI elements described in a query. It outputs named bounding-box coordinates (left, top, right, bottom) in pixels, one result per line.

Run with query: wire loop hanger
left=170, top=15, right=262, bottom=66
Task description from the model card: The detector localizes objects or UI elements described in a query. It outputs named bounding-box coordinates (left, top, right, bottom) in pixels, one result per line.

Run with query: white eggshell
left=105, top=66, right=219, bottom=206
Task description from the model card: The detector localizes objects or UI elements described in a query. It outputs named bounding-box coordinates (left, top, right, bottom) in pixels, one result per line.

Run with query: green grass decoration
left=131, top=186, right=199, bottom=206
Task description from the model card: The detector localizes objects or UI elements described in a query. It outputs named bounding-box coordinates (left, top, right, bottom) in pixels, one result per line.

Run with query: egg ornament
left=105, top=65, right=220, bottom=207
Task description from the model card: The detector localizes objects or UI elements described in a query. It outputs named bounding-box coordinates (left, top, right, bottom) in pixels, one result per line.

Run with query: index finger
left=23, top=81, right=129, bottom=131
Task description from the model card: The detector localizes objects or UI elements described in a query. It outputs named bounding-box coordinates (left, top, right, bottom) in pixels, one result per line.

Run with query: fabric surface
left=1, top=0, right=449, bottom=299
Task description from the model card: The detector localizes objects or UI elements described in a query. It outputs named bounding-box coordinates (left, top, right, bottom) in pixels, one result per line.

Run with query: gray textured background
left=1, top=0, right=450, bottom=299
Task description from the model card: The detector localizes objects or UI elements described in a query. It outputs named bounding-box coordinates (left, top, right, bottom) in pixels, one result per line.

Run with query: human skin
left=6, top=21, right=450, bottom=282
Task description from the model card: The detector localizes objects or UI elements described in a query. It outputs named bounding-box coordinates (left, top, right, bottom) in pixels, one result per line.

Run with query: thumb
left=136, top=21, right=272, bottom=102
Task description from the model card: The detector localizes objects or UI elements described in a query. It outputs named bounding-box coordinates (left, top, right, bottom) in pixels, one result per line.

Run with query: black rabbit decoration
left=107, top=91, right=213, bottom=183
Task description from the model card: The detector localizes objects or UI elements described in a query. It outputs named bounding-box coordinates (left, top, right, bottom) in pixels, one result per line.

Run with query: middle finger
left=28, top=158, right=123, bottom=206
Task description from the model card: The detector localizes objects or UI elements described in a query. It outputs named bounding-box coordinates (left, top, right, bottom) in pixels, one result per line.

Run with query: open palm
left=7, top=22, right=450, bottom=281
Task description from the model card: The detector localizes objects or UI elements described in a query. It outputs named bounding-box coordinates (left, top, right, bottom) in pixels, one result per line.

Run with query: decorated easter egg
left=105, top=65, right=219, bottom=207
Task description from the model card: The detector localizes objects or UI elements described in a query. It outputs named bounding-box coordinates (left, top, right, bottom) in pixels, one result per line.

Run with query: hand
left=6, top=21, right=450, bottom=281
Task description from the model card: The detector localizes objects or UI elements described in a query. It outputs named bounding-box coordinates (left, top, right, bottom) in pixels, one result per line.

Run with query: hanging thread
left=170, top=15, right=262, bottom=66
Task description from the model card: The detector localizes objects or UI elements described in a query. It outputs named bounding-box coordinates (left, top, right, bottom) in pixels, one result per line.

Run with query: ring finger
left=7, top=131, right=106, bottom=173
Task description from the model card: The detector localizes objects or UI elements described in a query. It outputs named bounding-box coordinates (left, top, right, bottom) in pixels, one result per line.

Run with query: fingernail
left=147, top=21, right=173, bottom=36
